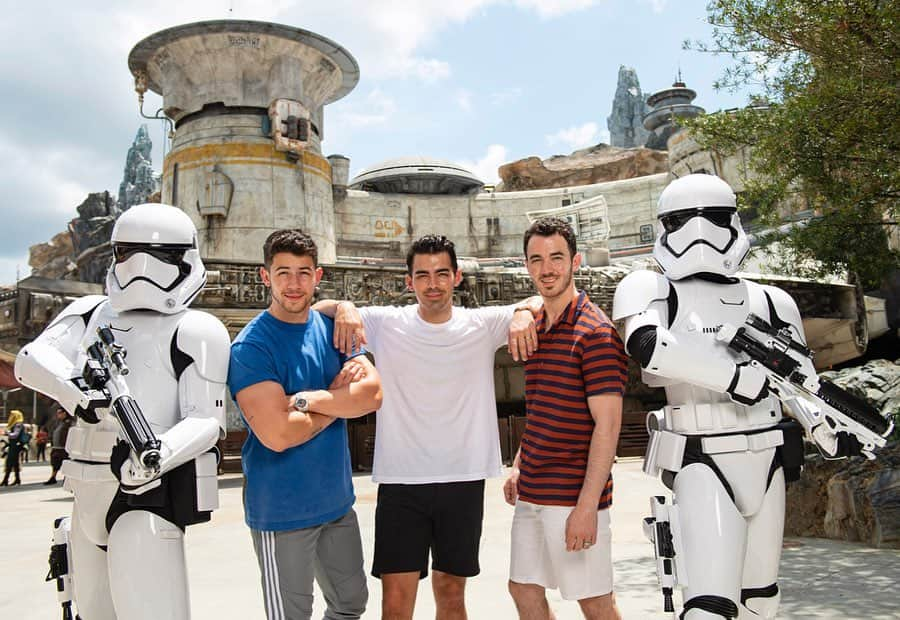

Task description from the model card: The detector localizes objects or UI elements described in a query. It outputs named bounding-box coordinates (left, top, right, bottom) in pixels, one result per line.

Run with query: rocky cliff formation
left=27, top=127, right=159, bottom=283
left=27, top=231, right=76, bottom=279
left=785, top=358, right=900, bottom=547
left=497, top=143, right=668, bottom=191
left=70, top=191, right=120, bottom=283
left=606, top=66, right=651, bottom=149
left=118, top=124, right=159, bottom=209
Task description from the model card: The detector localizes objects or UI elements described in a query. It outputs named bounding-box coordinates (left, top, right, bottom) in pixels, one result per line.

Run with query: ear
left=314, top=266, right=324, bottom=285
left=453, top=270, right=463, bottom=287
left=259, top=266, right=270, bottom=287
left=405, top=274, right=413, bottom=291
left=572, top=252, right=582, bottom=271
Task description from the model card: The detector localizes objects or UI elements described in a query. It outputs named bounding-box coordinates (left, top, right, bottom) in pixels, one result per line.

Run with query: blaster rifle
left=717, top=314, right=892, bottom=460
left=81, top=325, right=162, bottom=473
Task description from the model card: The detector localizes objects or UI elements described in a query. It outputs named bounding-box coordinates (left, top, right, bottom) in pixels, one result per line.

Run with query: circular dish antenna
left=350, top=157, right=484, bottom=195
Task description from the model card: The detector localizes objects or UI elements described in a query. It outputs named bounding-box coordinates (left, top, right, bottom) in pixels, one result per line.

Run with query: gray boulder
left=785, top=358, right=900, bottom=548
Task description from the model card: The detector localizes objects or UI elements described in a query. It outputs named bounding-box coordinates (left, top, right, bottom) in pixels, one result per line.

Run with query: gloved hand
left=811, top=425, right=863, bottom=459
left=110, top=441, right=161, bottom=494
left=726, top=362, right=770, bottom=406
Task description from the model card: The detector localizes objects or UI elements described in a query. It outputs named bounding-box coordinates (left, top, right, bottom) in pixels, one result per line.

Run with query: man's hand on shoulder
left=508, top=306, right=539, bottom=362
left=334, top=301, right=366, bottom=355
left=329, top=356, right=368, bottom=390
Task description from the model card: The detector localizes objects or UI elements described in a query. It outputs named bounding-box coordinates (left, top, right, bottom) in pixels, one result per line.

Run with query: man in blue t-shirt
left=228, top=229, right=382, bottom=620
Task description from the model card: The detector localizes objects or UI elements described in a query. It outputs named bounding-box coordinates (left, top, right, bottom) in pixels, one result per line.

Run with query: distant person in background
left=1, top=409, right=25, bottom=486
left=36, top=425, right=49, bottom=461
left=44, top=407, right=74, bottom=485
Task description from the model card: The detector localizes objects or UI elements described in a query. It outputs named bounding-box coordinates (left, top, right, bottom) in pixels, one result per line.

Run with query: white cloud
left=489, top=87, right=524, bottom=107
left=455, top=89, right=474, bottom=113
left=459, top=144, right=508, bottom=185
left=336, top=89, right=398, bottom=129
left=642, top=0, right=669, bottom=13
left=545, top=122, right=608, bottom=152
left=513, top=0, right=599, bottom=19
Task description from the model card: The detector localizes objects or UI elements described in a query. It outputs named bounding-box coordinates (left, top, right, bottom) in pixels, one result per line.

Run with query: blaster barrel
left=93, top=325, right=162, bottom=472
left=817, top=379, right=889, bottom=436
left=112, top=395, right=162, bottom=471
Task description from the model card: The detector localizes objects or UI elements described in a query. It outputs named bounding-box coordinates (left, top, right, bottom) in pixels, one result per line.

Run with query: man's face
left=406, top=252, right=462, bottom=316
left=55, top=409, right=66, bottom=421
left=525, top=233, right=581, bottom=301
left=260, top=252, right=323, bottom=320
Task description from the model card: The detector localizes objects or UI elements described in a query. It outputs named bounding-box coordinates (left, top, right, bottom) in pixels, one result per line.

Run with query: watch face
left=294, top=397, right=309, bottom=412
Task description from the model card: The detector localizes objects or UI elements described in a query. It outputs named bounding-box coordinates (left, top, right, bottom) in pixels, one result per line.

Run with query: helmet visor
left=113, top=249, right=187, bottom=291
left=662, top=210, right=737, bottom=257
left=114, top=243, right=190, bottom=265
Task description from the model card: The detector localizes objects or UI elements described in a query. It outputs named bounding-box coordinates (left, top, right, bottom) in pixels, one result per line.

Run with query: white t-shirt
left=359, top=304, right=515, bottom=483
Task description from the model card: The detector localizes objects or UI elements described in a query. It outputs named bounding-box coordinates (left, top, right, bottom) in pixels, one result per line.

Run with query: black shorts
left=372, top=479, right=485, bottom=579
left=50, top=448, right=68, bottom=471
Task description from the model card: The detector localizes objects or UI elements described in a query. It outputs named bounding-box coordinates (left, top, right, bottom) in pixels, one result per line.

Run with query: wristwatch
left=292, top=393, right=309, bottom=413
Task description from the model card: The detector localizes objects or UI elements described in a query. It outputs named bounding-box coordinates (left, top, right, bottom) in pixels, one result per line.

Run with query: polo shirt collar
left=537, top=290, right=587, bottom=330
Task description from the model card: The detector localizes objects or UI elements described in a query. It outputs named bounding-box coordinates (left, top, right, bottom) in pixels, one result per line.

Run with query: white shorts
left=509, top=500, right=613, bottom=601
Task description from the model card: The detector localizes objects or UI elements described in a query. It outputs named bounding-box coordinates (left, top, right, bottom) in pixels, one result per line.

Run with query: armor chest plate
left=664, top=279, right=781, bottom=434
left=82, top=306, right=182, bottom=433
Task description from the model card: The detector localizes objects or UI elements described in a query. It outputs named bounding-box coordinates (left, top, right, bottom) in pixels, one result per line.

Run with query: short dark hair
left=406, top=234, right=458, bottom=274
left=523, top=217, right=577, bottom=258
left=263, top=229, right=318, bottom=268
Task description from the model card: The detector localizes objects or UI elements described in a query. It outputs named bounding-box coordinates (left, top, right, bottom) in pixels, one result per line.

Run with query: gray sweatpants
left=251, top=509, right=368, bottom=620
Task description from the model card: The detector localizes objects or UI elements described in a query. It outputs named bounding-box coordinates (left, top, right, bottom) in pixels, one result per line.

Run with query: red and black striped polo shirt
left=518, top=290, right=628, bottom=509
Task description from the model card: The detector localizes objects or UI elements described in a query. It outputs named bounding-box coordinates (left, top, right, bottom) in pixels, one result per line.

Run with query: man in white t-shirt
left=315, top=234, right=538, bottom=620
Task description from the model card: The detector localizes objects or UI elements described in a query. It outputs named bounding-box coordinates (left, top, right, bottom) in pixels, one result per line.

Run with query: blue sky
left=0, top=0, right=755, bottom=285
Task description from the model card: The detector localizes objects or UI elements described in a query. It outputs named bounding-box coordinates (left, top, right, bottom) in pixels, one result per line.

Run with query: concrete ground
left=2, top=458, right=898, bottom=619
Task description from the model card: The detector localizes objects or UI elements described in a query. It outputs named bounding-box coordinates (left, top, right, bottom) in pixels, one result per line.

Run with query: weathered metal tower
left=128, top=20, right=359, bottom=264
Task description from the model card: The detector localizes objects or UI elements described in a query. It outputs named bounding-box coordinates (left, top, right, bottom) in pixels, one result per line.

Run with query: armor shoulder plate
left=172, top=310, right=231, bottom=383
left=47, top=295, right=107, bottom=329
left=612, top=270, right=671, bottom=320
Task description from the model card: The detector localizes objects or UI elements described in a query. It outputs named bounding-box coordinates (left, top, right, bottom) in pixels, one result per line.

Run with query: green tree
left=686, top=0, right=899, bottom=288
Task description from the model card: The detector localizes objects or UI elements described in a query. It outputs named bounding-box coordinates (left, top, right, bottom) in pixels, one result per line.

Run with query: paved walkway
left=2, top=458, right=898, bottom=619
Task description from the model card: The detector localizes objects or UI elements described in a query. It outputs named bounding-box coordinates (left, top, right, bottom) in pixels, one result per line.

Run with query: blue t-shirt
left=228, top=309, right=358, bottom=531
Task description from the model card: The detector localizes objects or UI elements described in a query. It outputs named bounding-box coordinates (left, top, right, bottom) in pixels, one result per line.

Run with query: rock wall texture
left=117, top=124, right=159, bottom=210
left=70, top=191, right=120, bottom=284
left=28, top=231, right=76, bottom=279
left=606, top=66, right=651, bottom=148
left=497, top=144, right=668, bottom=191
left=785, top=358, right=900, bottom=547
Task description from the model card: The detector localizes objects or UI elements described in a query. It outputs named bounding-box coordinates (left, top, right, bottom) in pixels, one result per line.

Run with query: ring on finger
left=582, top=541, right=591, bottom=549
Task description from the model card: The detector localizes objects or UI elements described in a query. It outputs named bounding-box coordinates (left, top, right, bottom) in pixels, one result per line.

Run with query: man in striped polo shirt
left=505, top=217, right=628, bottom=620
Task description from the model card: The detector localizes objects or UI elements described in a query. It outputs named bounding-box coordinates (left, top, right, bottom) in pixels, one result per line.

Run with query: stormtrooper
left=15, top=203, right=230, bottom=620
left=612, top=174, right=885, bottom=619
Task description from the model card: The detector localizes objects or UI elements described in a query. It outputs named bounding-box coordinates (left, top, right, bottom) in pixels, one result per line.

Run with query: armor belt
left=698, top=429, right=784, bottom=455
left=644, top=426, right=783, bottom=477
left=663, top=400, right=777, bottom=433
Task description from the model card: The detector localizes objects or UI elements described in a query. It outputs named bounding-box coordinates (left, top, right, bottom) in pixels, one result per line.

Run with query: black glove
left=110, top=440, right=131, bottom=482
left=70, top=378, right=110, bottom=424
left=833, top=432, right=863, bottom=458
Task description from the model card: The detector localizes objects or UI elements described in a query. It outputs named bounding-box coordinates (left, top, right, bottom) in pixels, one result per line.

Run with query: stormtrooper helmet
left=653, top=174, right=750, bottom=280
left=106, top=203, right=206, bottom=314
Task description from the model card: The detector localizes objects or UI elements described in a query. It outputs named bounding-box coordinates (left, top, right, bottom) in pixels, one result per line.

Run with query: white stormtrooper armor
left=613, top=175, right=837, bottom=619
left=15, top=203, right=230, bottom=620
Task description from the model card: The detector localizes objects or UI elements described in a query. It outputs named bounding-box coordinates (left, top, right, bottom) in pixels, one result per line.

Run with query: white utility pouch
left=194, top=452, right=219, bottom=512
left=643, top=410, right=687, bottom=477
